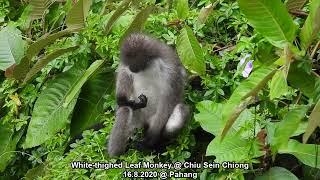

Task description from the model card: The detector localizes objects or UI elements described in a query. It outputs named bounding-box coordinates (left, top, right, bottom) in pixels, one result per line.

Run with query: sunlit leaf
left=23, top=46, right=78, bottom=84
left=303, top=99, right=320, bottom=143
left=269, top=68, right=288, bottom=99
left=279, top=139, right=320, bottom=169
left=0, top=26, right=26, bottom=70
left=194, top=101, right=224, bottom=136
left=66, top=0, right=92, bottom=30
left=206, top=134, right=263, bottom=162
left=255, top=166, right=298, bottom=180
left=70, top=68, right=115, bottom=137
left=238, top=0, right=297, bottom=48
left=23, top=65, right=86, bottom=148
left=176, top=0, right=189, bottom=19
left=176, top=26, right=205, bottom=76
left=300, top=0, right=320, bottom=49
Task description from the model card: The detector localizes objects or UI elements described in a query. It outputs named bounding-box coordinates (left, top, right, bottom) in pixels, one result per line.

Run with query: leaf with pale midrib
left=23, top=65, right=86, bottom=148
left=176, top=26, right=205, bottom=76
left=238, top=0, right=297, bottom=48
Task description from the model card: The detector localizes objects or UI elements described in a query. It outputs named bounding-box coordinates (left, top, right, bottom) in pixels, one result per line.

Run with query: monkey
left=107, top=33, right=190, bottom=157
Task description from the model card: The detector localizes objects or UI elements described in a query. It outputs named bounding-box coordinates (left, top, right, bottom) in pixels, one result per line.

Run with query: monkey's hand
left=132, top=94, right=147, bottom=110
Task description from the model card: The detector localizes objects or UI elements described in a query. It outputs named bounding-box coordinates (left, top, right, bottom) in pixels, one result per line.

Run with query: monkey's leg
left=163, top=103, right=190, bottom=138
left=108, top=106, right=135, bottom=157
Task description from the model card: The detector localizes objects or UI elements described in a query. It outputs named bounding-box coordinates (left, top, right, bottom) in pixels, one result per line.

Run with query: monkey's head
left=120, top=33, right=160, bottom=73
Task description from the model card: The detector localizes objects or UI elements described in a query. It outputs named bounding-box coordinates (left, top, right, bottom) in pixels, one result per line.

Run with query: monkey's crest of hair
left=121, top=33, right=163, bottom=59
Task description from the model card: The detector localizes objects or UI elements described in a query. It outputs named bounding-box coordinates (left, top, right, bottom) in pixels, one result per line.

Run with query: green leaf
left=315, top=78, right=320, bottom=102
left=120, top=5, right=155, bottom=43
left=63, top=60, right=105, bottom=108
left=66, top=0, right=92, bottom=30
left=23, top=65, right=86, bottom=148
left=104, top=0, right=133, bottom=34
left=272, top=105, right=308, bottom=151
left=255, top=167, right=298, bottom=180
left=197, top=3, right=215, bottom=25
left=206, top=134, right=263, bottom=162
left=303, top=99, right=320, bottom=143
left=279, top=139, right=320, bottom=169
left=221, top=66, right=277, bottom=140
left=0, top=26, right=26, bottom=70
left=23, top=46, right=78, bottom=84
left=176, top=0, right=189, bottom=19
left=286, top=0, right=307, bottom=11
left=237, top=0, right=297, bottom=48
left=194, top=101, right=224, bottom=136
left=29, top=0, right=52, bottom=20
left=287, top=62, right=317, bottom=98
left=269, top=69, right=288, bottom=99
left=0, top=124, right=24, bottom=172
left=176, top=26, right=205, bottom=76
left=12, top=29, right=74, bottom=80
left=70, top=68, right=115, bottom=137
left=300, top=0, right=320, bottom=49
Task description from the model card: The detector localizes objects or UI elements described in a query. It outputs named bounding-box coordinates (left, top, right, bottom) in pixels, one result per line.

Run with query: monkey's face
left=122, top=54, right=152, bottom=73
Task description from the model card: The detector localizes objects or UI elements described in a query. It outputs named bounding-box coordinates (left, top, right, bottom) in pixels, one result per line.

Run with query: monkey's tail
left=108, top=106, right=134, bottom=157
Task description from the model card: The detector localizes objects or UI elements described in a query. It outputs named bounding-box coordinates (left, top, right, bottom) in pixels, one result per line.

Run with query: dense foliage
left=0, top=0, right=319, bottom=179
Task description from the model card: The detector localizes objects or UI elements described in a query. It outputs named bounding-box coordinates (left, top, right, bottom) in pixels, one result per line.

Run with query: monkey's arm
left=116, top=69, right=147, bottom=110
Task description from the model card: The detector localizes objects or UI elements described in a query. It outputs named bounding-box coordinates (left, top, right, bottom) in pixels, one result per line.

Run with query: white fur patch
left=165, top=104, right=183, bottom=133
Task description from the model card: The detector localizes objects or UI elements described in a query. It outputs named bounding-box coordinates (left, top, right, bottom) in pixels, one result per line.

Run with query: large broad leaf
left=63, top=60, right=105, bottom=108
left=279, top=139, right=320, bottom=169
left=120, top=5, right=154, bottom=43
left=23, top=46, right=78, bottom=84
left=206, top=134, right=264, bottom=162
left=70, top=68, right=115, bottom=137
left=23, top=65, right=86, bottom=148
left=237, top=0, right=297, bottom=48
left=221, top=66, right=277, bottom=140
left=66, top=0, right=92, bottom=30
left=176, top=0, right=189, bottom=19
left=300, top=0, right=320, bottom=49
left=0, top=124, right=24, bottom=172
left=303, top=99, right=320, bottom=143
left=11, top=29, right=74, bottom=80
left=104, top=0, right=133, bottom=34
left=29, top=0, right=52, bottom=20
left=0, top=26, right=26, bottom=70
left=194, top=101, right=224, bottom=136
left=272, top=105, right=308, bottom=151
left=255, top=167, right=299, bottom=180
left=176, top=26, right=205, bottom=76
left=269, top=68, right=288, bottom=99
left=286, top=0, right=307, bottom=11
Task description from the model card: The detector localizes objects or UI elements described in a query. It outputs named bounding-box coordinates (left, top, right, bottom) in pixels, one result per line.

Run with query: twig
left=289, top=10, right=308, bottom=17
left=311, top=40, right=320, bottom=59
left=212, top=45, right=234, bottom=53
